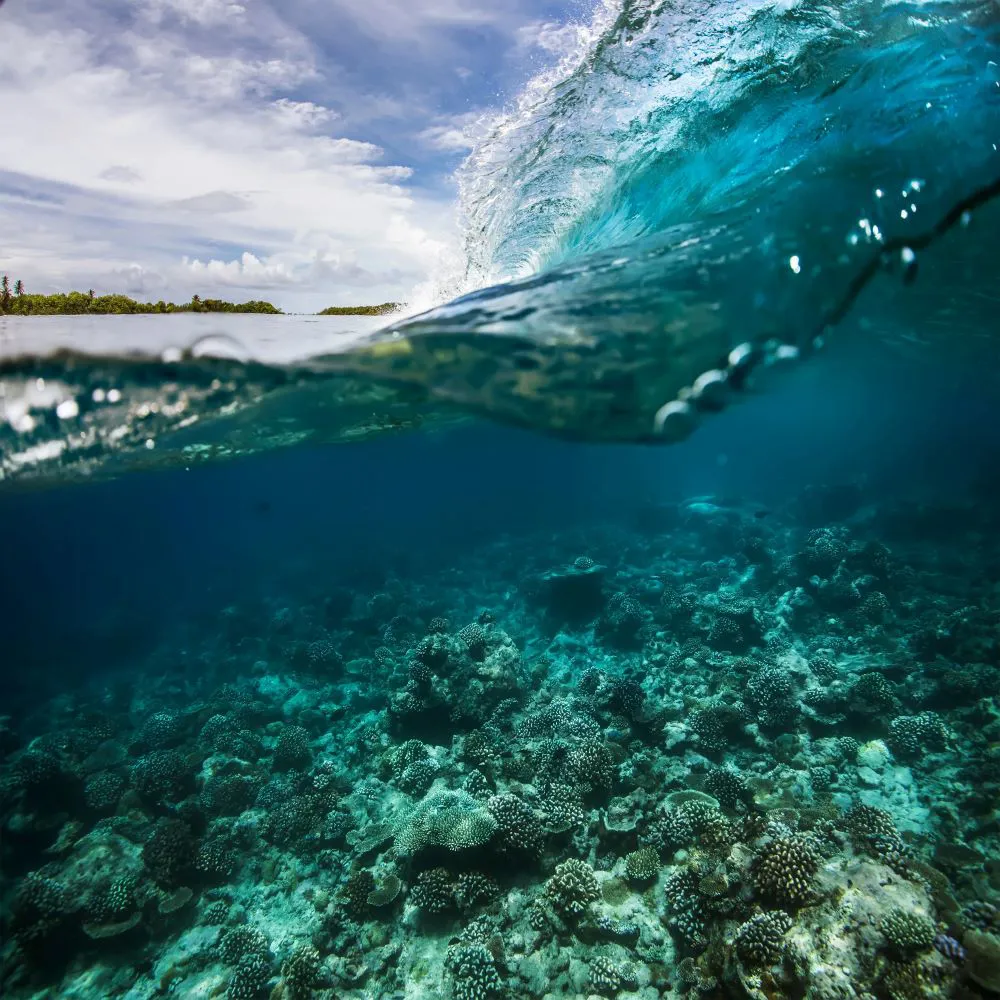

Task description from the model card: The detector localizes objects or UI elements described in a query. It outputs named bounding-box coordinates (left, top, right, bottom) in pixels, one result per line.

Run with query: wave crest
left=457, top=0, right=998, bottom=283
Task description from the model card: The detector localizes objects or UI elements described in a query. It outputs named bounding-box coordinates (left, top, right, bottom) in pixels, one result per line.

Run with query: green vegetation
left=0, top=276, right=404, bottom=318
left=0, top=278, right=281, bottom=315
left=318, top=302, right=402, bottom=316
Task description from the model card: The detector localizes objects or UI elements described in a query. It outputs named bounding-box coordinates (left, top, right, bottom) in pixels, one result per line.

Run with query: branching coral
left=446, top=941, right=504, bottom=1000
left=625, top=847, right=660, bottom=882
left=888, top=713, right=950, bottom=759
left=143, top=819, right=196, bottom=888
left=487, top=793, right=545, bottom=858
left=734, top=910, right=793, bottom=965
left=881, top=908, right=936, bottom=955
left=281, top=943, right=321, bottom=998
left=589, top=955, right=638, bottom=996
left=273, top=725, right=312, bottom=771
left=545, top=858, right=600, bottom=917
left=751, top=835, right=821, bottom=906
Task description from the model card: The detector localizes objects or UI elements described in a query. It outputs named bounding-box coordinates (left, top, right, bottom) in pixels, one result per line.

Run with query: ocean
left=2, top=1, right=1000, bottom=998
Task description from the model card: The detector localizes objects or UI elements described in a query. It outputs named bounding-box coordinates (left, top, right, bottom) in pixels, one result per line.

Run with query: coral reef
left=2, top=492, right=999, bottom=1000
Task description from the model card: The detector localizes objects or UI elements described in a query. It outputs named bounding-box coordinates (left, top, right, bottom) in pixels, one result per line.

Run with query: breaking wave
left=1, top=0, right=998, bottom=485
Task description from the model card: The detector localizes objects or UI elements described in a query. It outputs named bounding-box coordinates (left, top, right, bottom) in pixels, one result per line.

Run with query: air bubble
left=690, top=369, right=729, bottom=410
left=900, top=246, right=918, bottom=285
left=189, top=335, right=251, bottom=362
left=653, top=400, right=696, bottom=441
left=55, top=399, right=79, bottom=420
left=727, top=343, right=754, bottom=368
left=772, top=344, right=801, bottom=363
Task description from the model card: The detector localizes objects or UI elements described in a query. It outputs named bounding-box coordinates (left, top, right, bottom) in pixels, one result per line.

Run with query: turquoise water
left=1, top=2, right=999, bottom=998
left=2, top=0, right=998, bottom=480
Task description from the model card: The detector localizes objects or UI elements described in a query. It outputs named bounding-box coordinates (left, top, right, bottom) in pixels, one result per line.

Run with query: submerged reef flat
left=3, top=488, right=1000, bottom=1000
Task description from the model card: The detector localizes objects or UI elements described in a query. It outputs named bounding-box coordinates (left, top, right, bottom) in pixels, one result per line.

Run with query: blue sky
left=0, top=0, right=594, bottom=311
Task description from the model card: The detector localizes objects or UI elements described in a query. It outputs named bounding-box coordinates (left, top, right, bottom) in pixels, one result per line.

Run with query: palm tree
left=14, top=279, right=23, bottom=297
left=1, top=275, right=10, bottom=310
left=88, top=289, right=95, bottom=300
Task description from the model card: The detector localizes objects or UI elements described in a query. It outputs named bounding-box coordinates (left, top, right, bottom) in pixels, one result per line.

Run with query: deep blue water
left=4, top=342, right=997, bottom=705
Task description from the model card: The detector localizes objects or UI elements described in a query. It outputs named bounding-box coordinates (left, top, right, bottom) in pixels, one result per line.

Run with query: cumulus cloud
left=0, top=0, right=588, bottom=311
left=114, top=264, right=168, bottom=296
left=180, top=248, right=392, bottom=289
left=0, top=0, right=461, bottom=309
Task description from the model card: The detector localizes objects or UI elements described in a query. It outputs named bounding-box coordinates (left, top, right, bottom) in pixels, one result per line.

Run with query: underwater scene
left=2, top=0, right=1000, bottom=998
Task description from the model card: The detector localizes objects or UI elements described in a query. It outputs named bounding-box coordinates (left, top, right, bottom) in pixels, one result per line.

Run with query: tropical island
left=318, top=302, right=401, bottom=316
left=0, top=276, right=404, bottom=317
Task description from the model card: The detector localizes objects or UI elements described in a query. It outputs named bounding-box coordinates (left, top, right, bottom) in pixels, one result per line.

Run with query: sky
left=0, top=0, right=591, bottom=312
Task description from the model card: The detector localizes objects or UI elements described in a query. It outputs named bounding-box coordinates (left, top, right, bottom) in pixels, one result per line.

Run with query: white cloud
left=269, top=98, right=338, bottom=131
left=170, top=191, right=252, bottom=214
left=325, top=0, right=516, bottom=40
left=418, top=112, right=487, bottom=152
left=99, top=165, right=143, bottom=184
left=182, top=252, right=310, bottom=287
left=180, top=247, right=387, bottom=289
left=140, top=0, right=248, bottom=27
left=0, top=0, right=593, bottom=312
left=0, top=1, right=459, bottom=309
left=114, top=264, right=168, bottom=296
